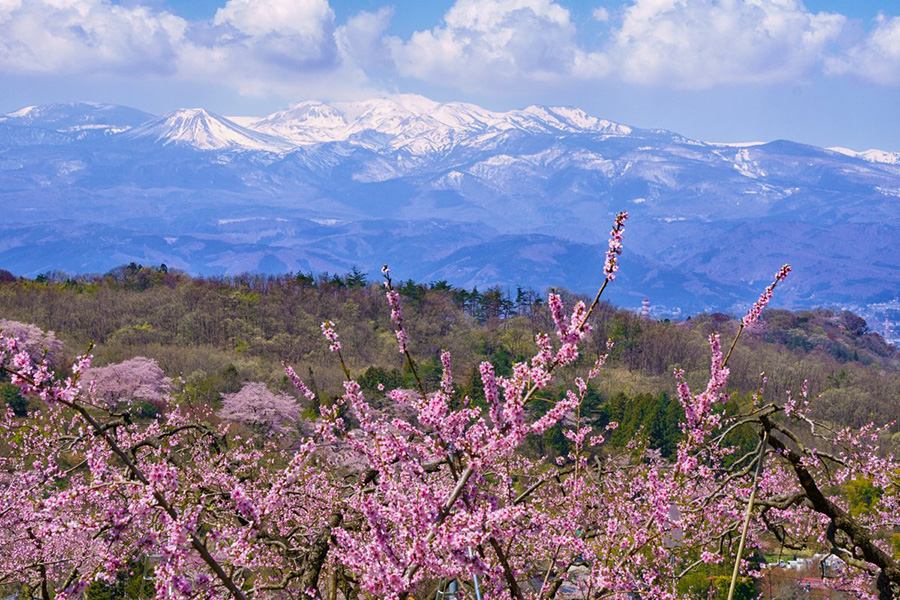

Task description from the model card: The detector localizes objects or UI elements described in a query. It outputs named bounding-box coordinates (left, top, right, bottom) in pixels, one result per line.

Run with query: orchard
left=1, top=213, right=898, bottom=600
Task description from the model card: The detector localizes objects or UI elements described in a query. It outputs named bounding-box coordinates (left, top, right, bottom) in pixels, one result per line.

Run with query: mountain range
left=1, top=95, right=899, bottom=318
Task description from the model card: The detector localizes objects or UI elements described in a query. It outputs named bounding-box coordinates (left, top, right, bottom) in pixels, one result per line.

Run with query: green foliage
left=608, top=315, right=642, bottom=359
left=294, top=271, right=316, bottom=288
left=717, top=394, right=760, bottom=464
left=179, top=365, right=243, bottom=408
left=845, top=478, right=883, bottom=516
left=485, top=345, right=516, bottom=377
left=826, top=369, right=848, bottom=389
left=1, top=382, right=28, bottom=417
left=130, top=399, right=160, bottom=420
left=709, top=576, right=756, bottom=600
left=676, top=572, right=711, bottom=599
left=85, top=561, right=153, bottom=600
left=676, top=563, right=757, bottom=600
left=461, top=365, right=487, bottom=408
left=412, top=354, right=445, bottom=391
left=398, top=279, right=427, bottom=308
left=345, top=266, right=367, bottom=288
left=358, top=366, right=405, bottom=394
left=599, top=391, right=683, bottom=457
left=541, top=421, right=570, bottom=456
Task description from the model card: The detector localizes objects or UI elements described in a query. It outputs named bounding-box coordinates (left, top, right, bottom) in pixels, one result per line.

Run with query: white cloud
left=214, top=0, right=331, bottom=37
left=378, top=0, right=852, bottom=92
left=210, top=0, right=338, bottom=69
left=175, top=0, right=350, bottom=98
left=607, top=0, right=846, bottom=88
left=0, top=0, right=186, bottom=75
left=1, top=0, right=898, bottom=105
left=389, top=0, right=583, bottom=89
left=827, top=14, right=900, bottom=85
left=0, top=0, right=375, bottom=100
left=336, top=6, right=395, bottom=71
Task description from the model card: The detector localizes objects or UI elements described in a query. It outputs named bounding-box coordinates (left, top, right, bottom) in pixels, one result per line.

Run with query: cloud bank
left=0, top=0, right=898, bottom=101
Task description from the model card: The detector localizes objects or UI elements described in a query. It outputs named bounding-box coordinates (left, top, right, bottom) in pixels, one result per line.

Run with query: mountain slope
left=125, top=109, right=291, bottom=152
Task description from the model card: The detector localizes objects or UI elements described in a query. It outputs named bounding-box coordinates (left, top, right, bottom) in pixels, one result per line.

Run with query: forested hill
left=0, top=265, right=898, bottom=438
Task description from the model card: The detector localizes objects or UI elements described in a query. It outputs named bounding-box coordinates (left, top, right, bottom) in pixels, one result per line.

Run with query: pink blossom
left=604, top=211, right=628, bottom=280
left=742, top=264, right=791, bottom=326
left=283, top=363, right=317, bottom=402
left=0, top=213, right=893, bottom=600
left=0, top=319, right=63, bottom=366
left=83, top=356, right=172, bottom=411
left=320, top=320, right=341, bottom=352
left=218, top=382, right=301, bottom=436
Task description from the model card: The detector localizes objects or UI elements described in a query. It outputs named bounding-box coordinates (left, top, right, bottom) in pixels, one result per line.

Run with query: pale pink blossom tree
left=0, top=319, right=63, bottom=366
left=83, top=356, right=172, bottom=412
left=217, top=381, right=301, bottom=436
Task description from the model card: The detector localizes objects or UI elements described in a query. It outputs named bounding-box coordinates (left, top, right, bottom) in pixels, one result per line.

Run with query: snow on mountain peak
left=2, top=96, right=635, bottom=155
left=377, top=94, right=441, bottom=114
left=126, top=108, right=290, bottom=152
left=335, top=94, right=441, bottom=120
left=265, top=101, right=346, bottom=124
left=0, top=102, right=153, bottom=134
left=332, top=96, right=441, bottom=137
left=504, top=105, right=632, bottom=135
left=4, top=106, right=37, bottom=118
left=827, top=146, right=900, bottom=166
left=242, top=95, right=632, bottom=155
left=250, top=101, right=349, bottom=145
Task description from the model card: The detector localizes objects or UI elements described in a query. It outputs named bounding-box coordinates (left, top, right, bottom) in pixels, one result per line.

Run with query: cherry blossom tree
left=83, top=356, right=173, bottom=412
left=0, top=319, right=63, bottom=365
left=218, top=381, right=301, bottom=436
left=0, top=212, right=897, bottom=600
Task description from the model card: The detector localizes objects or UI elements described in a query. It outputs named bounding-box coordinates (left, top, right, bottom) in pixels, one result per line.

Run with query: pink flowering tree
left=83, top=356, right=173, bottom=413
left=0, top=319, right=63, bottom=366
left=0, top=212, right=898, bottom=600
left=218, top=381, right=301, bottom=436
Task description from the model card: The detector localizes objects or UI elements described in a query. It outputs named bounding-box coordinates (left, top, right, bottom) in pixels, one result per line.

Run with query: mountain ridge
left=1, top=95, right=899, bottom=328
left=3, top=95, right=896, bottom=160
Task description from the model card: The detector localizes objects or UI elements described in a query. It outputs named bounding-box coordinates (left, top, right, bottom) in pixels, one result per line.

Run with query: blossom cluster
left=742, top=263, right=791, bottom=326
left=603, top=210, right=628, bottom=280
left=320, top=320, right=341, bottom=352
left=382, top=265, right=409, bottom=354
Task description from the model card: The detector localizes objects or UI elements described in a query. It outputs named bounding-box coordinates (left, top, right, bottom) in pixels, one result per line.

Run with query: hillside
left=1, top=266, right=896, bottom=439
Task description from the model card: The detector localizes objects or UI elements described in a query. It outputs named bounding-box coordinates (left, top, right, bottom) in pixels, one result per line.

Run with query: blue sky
left=1, top=1, right=899, bottom=150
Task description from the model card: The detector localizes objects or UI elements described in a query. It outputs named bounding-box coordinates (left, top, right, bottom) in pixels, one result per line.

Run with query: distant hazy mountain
left=0, top=102, right=153, bottom=140
left=1, top=95, right=899, bottom=318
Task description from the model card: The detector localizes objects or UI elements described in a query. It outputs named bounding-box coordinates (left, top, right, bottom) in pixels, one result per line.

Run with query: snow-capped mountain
left=1, top=95, right=899, bottom=315
left=0, top=102, right=153, bottom=137
left=247, top=101, right=350, bottom=145
left=241, top=94, right=632, bottom=156
left=827, top=146, right=900, bottom=166
left=125, top=108, right=292, bottom=152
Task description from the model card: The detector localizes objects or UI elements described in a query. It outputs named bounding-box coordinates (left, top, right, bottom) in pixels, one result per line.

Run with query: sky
left=1, top=0, right=899, bottom=150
